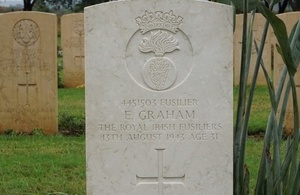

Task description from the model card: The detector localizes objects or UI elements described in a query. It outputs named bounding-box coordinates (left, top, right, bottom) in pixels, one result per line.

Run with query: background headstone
left=272, top=12, right=300, bottom=134
left=85, top=0, right=233, bottom=194
left=61, top=13, right=85, bottom=88
left=234, top=13, right=271, bottom=86
left=0, top=12, right=57, bottom=134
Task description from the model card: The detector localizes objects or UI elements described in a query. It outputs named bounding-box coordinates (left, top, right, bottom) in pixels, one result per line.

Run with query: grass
left=245, top=138, right=264, bottom=194
left=58, top=88, right=85, bottom=119
left=58, top=88, right=85, bottom=135
left=0, top=135, right=85, bottom=194
left=58, top=36, right=61, bottom=49
left=0, top=86, right=286, bottom=194
left=234, top=85, right=271, bottom=134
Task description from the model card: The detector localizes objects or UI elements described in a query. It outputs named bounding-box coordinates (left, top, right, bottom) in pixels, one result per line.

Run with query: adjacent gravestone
left=85, top=1, right=233, bottom=194
left=0, top=12, right=57, bottom=134
left=272, top=12, right=300, bottom=134
left=234, top=14, right=271, bottom=86
left=61, top=13, right=85, bottom=88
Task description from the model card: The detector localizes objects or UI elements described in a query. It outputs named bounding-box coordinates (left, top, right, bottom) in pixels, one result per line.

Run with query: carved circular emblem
left=73, top=19, right=84, bottom=35
left=125, top=11, right=194, bottom=91
left=13, top=19, right=40, bottom=47
left=143, top=57, right=177, bottom=90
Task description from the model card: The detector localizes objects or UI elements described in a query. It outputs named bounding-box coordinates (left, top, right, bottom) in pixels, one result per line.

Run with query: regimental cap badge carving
left=136, top=10, right=183, bottom=34
left=139, top=30, right=179, bottom=57
left=73, top=18, right=84, bottom=35
left=13, top=19, right=40, bottom=47
left=126, top=10, right=193, bottom=91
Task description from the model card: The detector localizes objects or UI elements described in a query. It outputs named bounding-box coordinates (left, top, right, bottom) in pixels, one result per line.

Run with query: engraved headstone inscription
left=61, top=13, right=85, bottom=88
left=0, top=12, right=57, bottom=134
left=85, top=1, right=233, bottom=194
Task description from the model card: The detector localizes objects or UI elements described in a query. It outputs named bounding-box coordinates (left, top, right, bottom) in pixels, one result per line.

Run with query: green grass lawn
left=0, top=86, right=280, bottom=194
left=58, top=88, right=85, bottom=119
left=245, top=138, right=263, bottom=194
left=234, top=85, right=271, bottom=134
left=0, top=135, right=85, bottom=194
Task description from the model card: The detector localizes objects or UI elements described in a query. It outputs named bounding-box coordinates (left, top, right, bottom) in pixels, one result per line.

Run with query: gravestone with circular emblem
left=85, top=1, right=233, bottom=194
left=61, top=13, right=85, bottom=88
left=0, top=12, right=57, bottom=134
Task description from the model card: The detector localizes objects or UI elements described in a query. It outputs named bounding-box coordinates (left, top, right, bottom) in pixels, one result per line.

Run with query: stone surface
left=234, top=13, right=271, bottom=86
left=85, top=0, right=233, bottom=194
left=0, top=12, right=57, bottom=134
left=61, top=13, right=85, bottom=88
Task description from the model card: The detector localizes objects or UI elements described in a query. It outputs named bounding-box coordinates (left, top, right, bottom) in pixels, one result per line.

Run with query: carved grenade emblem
left=136, top=11, right=183, bottom=91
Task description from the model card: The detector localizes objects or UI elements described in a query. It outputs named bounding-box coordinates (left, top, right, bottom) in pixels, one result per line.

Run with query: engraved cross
left=136, top=149, right=185, bottom=195
left=18, top=72, right=36, bottom=105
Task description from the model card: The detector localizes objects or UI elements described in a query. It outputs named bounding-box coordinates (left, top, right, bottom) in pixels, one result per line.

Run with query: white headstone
left=85, top=1, right=233, bottom=194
